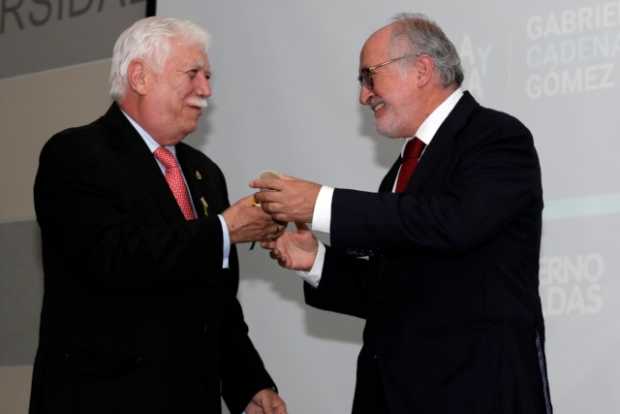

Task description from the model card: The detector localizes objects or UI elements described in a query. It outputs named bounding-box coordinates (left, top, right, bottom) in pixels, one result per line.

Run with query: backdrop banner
left=157, top=1, right=620, bottom=413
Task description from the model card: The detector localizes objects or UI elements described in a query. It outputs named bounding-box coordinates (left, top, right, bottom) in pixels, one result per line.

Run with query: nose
left=359, top=83, right=373, bottom=105
left=194, top=71, right=212, bottom=98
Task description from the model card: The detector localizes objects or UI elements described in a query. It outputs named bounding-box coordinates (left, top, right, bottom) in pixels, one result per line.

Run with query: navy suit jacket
left=30, top=103, right=275, bottom=414
left=305, top=92, right=552, bottom=414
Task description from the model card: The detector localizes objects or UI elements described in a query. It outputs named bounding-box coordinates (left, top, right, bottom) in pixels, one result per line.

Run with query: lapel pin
left=200, top=197, right=209, bottom=217
left=195, top=170, right=203, bottom=180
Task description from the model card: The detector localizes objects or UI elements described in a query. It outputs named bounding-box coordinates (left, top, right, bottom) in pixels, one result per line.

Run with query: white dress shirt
left=300, top=88, right=465, bottom=286
left=123, top=112, right=231, bottom=268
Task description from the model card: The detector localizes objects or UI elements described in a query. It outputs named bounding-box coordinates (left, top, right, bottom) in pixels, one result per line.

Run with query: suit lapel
left=406, top=91, right=478, bottom=193
left=379, top=157, right=401, bottom=193
left=101, top=104, right=185, bottom=223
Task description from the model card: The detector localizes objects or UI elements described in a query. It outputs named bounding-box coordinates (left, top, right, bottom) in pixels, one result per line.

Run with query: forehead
left=166, top=39, right=209, bottom=68
left=360, top=25, right=393, bottom=65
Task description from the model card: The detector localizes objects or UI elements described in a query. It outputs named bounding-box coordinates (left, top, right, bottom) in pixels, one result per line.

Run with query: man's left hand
left=261, top=222, right=318, bottom=271
left=250, top=176, right=321, bottom=223
left=245, top=388, right=287, bottom=414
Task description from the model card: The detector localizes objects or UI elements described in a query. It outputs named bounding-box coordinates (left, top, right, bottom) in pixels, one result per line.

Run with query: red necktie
left=154, top=147, right=196, bottom=220
left=395, top=138, right=426, bottom=193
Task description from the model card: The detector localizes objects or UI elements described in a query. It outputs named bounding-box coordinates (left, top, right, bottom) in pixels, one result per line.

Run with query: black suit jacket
left=305, top=92, right=552, bottom=414
left=30, top=103, right=275, bottom=414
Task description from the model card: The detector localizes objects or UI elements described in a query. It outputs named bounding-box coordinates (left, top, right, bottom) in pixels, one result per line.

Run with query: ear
left=414, top=54, right=434, bottom=88
left=127, top=59, right=150, bottom=95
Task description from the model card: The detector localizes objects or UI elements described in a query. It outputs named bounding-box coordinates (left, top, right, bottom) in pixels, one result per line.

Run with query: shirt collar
left=121, top=111, right=176, bottom=156
left=401, top=87, right=464, bottom=156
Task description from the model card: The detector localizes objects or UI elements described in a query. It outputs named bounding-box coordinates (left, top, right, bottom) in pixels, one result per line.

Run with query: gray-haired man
left=255, top=14, right=552, bottom=414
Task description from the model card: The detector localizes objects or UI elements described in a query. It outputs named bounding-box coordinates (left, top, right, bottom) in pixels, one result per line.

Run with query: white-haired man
left=30, top=17, right=286, bottom=414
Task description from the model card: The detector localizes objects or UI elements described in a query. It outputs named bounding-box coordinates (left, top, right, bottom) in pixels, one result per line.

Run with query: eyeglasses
left=358, top=54, right=417, bottom=90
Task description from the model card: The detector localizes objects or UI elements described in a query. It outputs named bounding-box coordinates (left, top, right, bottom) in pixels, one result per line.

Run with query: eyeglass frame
left=358, top=53, right=420, bottom=90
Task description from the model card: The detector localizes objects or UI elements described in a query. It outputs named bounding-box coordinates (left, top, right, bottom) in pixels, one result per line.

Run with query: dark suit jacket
left=30, top=103, right=275, bottom=414
left=305, top=92, right=552, bottom=414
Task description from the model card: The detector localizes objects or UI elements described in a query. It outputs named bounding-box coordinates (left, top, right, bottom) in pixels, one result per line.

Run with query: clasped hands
left=249, top=175, right=321, bottom=271
left=221, top=174, right=321, bottom=270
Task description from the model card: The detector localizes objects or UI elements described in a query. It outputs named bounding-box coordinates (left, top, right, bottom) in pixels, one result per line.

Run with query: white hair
left=109, top=16, right=210, bottom=101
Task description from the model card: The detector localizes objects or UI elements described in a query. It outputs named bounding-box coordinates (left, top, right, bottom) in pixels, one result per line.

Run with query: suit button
left=203, top=324, right=209, bottom=334
left=135, top=356, right=144, bottom=365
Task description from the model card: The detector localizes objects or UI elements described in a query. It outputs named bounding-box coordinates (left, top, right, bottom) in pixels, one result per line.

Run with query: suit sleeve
left=188, top=170, right=275, bottom=413
left=331, top=122, right=542, bottom=253
left=34, top=133, right=224, bottom=291
left=304, top=246, right=376, bottom=319
left=214, top=181, right=276, bottom=412
left=219, top=267, right=276, bottom=413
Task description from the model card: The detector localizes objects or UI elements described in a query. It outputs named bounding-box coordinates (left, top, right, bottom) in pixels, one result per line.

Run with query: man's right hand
left=222, top=195, right=284, bottom=244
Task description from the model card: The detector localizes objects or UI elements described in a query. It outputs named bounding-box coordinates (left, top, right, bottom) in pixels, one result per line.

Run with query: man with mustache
left=30, top=17, right=286, bottom=414
left=255, top=13, right=552, bottom=414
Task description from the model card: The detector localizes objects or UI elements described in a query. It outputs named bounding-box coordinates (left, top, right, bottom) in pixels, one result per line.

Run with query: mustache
left=369, top=97, right=384, bottom=110
left=186, top=96, right=208, bottom=108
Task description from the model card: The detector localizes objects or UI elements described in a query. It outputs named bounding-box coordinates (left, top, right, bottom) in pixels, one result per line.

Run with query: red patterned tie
left=154, top=147, right=196, bottom=220
left=395, top=137, right=426, bottom=193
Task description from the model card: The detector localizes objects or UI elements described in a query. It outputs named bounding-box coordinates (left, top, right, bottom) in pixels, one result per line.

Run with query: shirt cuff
left=217, top=214, right=231, bottom=269
left=296, top=241, right=325, bottom=288
left=311, top=186, right=334, bottom=234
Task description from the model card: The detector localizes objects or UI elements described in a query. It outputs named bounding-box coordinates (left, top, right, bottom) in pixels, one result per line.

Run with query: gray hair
left=391, top=13, right=464, bottom=87
left=109, top=16, right=210, bottom=101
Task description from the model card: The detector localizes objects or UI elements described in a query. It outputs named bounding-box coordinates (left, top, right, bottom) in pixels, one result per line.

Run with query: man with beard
left=254, top=13, right=552, bottom=414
